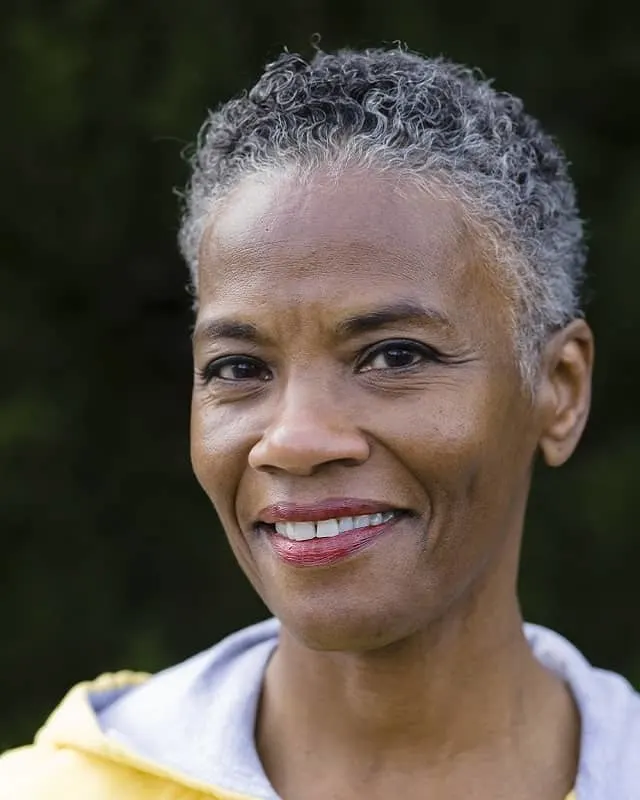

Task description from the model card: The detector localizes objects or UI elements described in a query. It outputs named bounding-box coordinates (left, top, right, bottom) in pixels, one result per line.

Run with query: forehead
left=197, top=168, right=510, bottom=333
left=207, top=167, right=460, bottom=249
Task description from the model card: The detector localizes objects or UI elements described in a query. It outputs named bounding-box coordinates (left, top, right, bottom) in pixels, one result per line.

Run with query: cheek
left=190, top=397, right=250, bottom=507
left=385, top=386, right=528, bottom=534
left=383, top=393, right=489, bottom=479
left=425, top=394, right=533, bottom=560
left=191, top=398, right=268, bottom=588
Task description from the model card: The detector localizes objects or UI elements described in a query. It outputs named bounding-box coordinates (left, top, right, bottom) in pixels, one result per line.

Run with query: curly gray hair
left=178, top=47, right=586, bottom=388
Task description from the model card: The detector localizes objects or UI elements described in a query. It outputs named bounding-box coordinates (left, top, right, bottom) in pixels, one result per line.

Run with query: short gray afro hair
left=179, top=47, right=586, bottom=386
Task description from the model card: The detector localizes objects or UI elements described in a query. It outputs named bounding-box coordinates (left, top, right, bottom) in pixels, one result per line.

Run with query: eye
left=198, top=356, right=271, bottom=384
left=357, top=339, right=442, bottom=372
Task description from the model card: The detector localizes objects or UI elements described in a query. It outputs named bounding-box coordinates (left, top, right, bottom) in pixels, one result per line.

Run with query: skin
left=191, top=167, right=593, bottom=800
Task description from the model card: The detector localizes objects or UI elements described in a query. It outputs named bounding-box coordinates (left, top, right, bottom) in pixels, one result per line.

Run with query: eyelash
left=197, top=339, right=444, bottom=386
left=197, top=356, right=269, bottom=385
left=358, top=339, right=443, bottom=372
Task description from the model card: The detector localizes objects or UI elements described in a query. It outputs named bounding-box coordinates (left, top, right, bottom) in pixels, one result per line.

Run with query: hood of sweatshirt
left=1, top=619, right=638, bottom=799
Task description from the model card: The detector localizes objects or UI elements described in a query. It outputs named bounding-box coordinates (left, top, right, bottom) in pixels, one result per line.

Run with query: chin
left=275, top=600, right=419, bottom=653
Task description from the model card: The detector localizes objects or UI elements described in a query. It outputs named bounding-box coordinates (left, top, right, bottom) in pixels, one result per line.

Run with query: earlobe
left=538, top=319, right=594, bottom=468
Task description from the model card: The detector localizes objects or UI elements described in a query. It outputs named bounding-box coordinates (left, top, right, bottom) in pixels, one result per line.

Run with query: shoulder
left=0, top=739, right=240, bottom=800
left=0, top=673, right=168, bottom=799
left=0, top=743, right=168, bottom=800
left=526, top=623, right=640, bottom=795
left=0, top=621, right=281, bottom=800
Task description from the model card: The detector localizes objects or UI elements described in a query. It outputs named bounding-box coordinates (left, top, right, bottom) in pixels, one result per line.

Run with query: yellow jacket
left=0, top=671, right=252, bottom=800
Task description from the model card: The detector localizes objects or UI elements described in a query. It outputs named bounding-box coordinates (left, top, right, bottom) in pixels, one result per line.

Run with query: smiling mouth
left=257, top=510, right=410, bottom=567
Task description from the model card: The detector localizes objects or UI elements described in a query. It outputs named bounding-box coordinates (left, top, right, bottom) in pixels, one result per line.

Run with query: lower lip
left=264, top=515, right=405, bottom=568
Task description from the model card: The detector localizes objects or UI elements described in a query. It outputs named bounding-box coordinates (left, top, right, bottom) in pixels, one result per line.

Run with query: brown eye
left=358, top=340, right=441, bottom=372
left=199, top=356, right=271, bottom=384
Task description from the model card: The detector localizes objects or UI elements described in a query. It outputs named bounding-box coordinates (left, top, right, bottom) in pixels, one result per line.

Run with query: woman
left=1, top=46, right=638, bottom=800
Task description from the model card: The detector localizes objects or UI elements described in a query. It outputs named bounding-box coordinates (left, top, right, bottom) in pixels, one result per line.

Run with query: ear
left=537, top=319, right=594, bottom=467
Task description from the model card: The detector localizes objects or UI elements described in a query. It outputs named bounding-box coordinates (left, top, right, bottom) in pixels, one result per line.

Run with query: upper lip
left=255, top=498, right=405, bottom=524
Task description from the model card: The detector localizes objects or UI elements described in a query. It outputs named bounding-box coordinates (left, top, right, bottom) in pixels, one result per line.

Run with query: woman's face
left=191, top=168, right=545, bottom=650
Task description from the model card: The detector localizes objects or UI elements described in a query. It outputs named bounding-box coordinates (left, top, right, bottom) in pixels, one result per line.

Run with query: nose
left=248, top=385, right=370, bottom=476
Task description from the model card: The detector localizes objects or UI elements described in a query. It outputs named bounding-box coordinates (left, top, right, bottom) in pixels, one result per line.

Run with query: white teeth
left=272, top=511, right=398, bottom=542
left=316, top=519, right=340, bottom=538
left=286, top=521, right=315, bottom=541
left=338, top=516, right=354, bottom=532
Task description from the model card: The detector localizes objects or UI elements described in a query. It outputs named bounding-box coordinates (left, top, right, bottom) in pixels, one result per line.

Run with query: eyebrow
left=335, top=300, right=454, bottom=339
left=193, top=318, right=263, bottom=345
left=193, top=300, right=453, bottom=345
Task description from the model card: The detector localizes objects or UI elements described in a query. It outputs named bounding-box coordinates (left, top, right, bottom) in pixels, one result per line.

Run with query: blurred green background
left=1, top=0, right=639, bottom=750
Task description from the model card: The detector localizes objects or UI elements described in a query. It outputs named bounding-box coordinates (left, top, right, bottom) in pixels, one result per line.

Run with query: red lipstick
left=256, top=498, right=400, bottom=524
left=254, top=498, right=408, bottom=568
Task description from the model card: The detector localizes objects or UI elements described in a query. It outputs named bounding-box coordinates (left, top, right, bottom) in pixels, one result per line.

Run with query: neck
left=256, top=581, right=579, bottom=796
left=264, top=598, right=534, bottom=753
